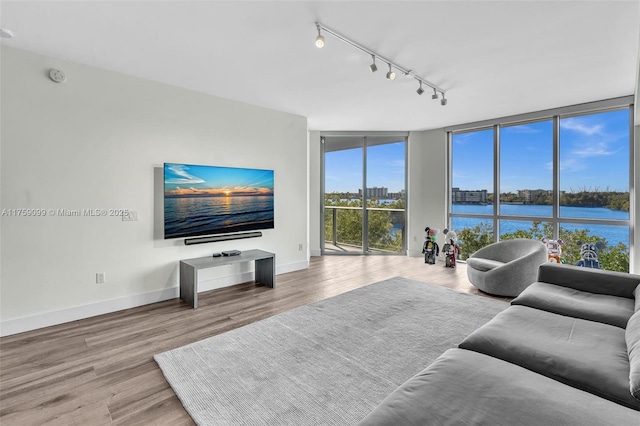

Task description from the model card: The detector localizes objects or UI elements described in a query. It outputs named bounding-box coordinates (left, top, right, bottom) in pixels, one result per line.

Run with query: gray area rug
left=155, top=277, right=508, bottom=425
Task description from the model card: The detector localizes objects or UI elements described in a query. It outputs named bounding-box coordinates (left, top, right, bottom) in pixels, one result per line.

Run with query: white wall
left=308, top=131, right=322, bottom=256
left=406, top=129, right=448, bottom=256
left=0, top=46, right=309, bottom=335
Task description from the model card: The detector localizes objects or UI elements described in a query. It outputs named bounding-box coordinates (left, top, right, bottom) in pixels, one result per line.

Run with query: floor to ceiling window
left=448, top=99, right=633, bottom=272
left=322, top=134, right=407, bottom=255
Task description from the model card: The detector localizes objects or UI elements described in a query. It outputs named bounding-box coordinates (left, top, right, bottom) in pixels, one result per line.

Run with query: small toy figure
left=575, top=240, right=606, bottom=269
left=422, top=227, right=439, bottom=264
left=542, top=237, right=565, bottom=263
left=442, top=228, right=461, bottom=268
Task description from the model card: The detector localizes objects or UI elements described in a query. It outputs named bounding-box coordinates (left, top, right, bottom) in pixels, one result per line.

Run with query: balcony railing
left=324, top=205, right=405, bottom=254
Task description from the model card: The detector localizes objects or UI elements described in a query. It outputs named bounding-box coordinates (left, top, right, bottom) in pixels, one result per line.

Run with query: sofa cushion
left=537, top=263, right=640, bottom=298
left=512, top=281, right=635, bottom=328
left=466, top=257, right=504, bottom=272
left=459, top=305, right=638, bottom=410
left=635, top=283, right=640, bottom=313
left=627, top=311, right=640, bottom=401
left=357, top=348, right=639, bottom=426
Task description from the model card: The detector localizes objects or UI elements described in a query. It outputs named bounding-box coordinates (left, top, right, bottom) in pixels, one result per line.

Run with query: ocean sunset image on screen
left=164, top=163, right=274, bottom=239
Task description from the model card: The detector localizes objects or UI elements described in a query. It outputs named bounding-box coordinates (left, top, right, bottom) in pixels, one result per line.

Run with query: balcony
left=324, top=205, right=405, bottom=254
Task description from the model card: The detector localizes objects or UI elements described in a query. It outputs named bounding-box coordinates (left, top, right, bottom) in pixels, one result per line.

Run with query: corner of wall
left=407, top=129, right=448, bottom=256
left=308, top=131, right=322, bottom=255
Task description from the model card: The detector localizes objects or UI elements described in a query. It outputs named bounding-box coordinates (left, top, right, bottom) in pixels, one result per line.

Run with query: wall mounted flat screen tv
left=164, top=163, right=274, bottom=239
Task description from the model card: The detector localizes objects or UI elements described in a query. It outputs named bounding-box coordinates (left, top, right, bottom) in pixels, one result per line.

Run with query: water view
left=452, top=204, right=629, bottom=247
left=165, top=195, right=274, bottom=238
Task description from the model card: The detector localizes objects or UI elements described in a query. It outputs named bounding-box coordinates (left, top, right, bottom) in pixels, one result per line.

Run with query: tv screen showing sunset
left=164, top=163, right=274, bottom=239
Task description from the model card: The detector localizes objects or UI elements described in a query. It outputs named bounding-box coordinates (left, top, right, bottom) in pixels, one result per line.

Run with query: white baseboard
left=0, top=259, right=309, bottom=337
left=407, top=249, right=423, bottom=258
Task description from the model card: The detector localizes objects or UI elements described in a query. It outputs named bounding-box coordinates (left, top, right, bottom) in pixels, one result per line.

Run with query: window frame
left=446, top=97, right=634, bottom=268
left=321, top=131, right=409, bottom=255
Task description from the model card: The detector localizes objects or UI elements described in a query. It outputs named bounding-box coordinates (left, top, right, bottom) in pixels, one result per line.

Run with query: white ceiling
left=1, top=1, right=639, bottom=131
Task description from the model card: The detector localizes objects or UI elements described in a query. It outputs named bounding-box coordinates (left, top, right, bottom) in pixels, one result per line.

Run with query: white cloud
left=166, top=164, right=205, bottom=184
left=558, top=157, right=587, bottom=173
left=560, top=118, right=604, bottom=136
left=570, top=142, right=616, bottom=157
left=505, top=124, right=541, bottom=134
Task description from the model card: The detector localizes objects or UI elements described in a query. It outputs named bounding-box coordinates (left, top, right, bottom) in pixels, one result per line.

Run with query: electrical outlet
left=122, top=210, right=138, bottom=221
left=298, top=243, right=304, bottom=251
left=96, top=272, right=105, bottom=284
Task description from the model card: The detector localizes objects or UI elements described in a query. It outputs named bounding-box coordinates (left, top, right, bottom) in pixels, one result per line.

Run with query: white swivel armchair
left=466, top=239, right=548, bottom=297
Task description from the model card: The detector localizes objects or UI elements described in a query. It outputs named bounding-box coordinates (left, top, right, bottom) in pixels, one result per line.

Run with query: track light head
left=369, top=55, right=377, bottom=73
left=417, top=82, right=424, bottom=95
left=441, top=96, right=448, bottom=106
left=315, top=24, right=325, bottom=48
left=386, top=64, right=396, bottom=80
left=432, top=89, right=439, bottom=100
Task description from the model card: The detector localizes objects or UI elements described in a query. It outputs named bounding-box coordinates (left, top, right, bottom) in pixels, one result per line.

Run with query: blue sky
left=324, top=109, right=629, bottom=196
left=165, top=163, right=274, bottom=197
left=325, top=141, right=406, bottom=193
left=453, top=109, right=630, bottom=193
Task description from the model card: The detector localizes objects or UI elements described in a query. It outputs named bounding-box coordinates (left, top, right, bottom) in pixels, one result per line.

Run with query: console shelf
left=179, top=249, right=275, bottom=308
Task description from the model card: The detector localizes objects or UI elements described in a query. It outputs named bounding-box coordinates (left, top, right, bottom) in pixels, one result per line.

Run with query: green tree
left=457, top=220, right=629, bottom=272
left=457, top=223, right=493, bottom=260
left=560, top=189, right=630, bottom=212
left=324, top=194, right=404, bottom=252
left=598, top=242, right=630, bottom=272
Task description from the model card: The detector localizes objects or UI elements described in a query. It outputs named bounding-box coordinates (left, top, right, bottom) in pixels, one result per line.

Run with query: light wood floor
left=0, top=255, right=503, bottom=425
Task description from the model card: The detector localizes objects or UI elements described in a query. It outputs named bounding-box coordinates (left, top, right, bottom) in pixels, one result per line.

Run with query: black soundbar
left=184, top=231, right=262, bottom=245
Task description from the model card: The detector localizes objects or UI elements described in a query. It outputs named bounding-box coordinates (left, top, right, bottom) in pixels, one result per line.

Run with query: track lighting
left=369, top=55, right=378, bottom=73
left=315, top=24, right=325, bottom=48
left=386, top=64, right=396, bottom=80
left=314, top=21, right=448, bottom=105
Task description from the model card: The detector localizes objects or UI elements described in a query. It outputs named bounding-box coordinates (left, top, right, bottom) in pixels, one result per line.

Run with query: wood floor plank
left=0, top=256, right=490, bottom=425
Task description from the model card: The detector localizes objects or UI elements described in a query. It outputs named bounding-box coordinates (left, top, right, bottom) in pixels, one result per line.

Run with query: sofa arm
left=537, top=263, right=640, bottom=299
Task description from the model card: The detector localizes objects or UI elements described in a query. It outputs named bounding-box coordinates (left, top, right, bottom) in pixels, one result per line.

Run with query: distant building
left=387, top=189, right=405, bottom=200
left=518, top=189, right=551, bottom=203
left=359, top=187, right=388, bottom=198
left=452, top=187, right=487, bottom=204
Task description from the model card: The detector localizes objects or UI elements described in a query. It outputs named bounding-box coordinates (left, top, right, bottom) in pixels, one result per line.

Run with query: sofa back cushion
left=512, top=282, right=635, bottom=328
left=536, top=263, right=640, bottom=299
left=627, top=310, right=640, bottom=401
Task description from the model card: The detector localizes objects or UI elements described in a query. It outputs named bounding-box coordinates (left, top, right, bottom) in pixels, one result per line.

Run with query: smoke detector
left=49, top=69, right=67, bottom=83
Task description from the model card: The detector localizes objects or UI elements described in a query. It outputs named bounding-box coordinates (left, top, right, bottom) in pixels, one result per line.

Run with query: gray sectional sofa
left=358, top=263, right=640, bottom=425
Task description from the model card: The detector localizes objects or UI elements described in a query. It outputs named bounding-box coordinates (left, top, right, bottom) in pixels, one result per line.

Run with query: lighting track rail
left=315, top=22, right=447, bottom=105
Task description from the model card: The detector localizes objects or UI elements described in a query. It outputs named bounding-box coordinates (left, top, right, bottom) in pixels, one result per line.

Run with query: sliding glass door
left=322, top=134, right=407, bottom=255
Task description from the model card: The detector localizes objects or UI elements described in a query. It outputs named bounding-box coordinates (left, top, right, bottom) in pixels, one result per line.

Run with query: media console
left=179, top=249, right=275, bottom=308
